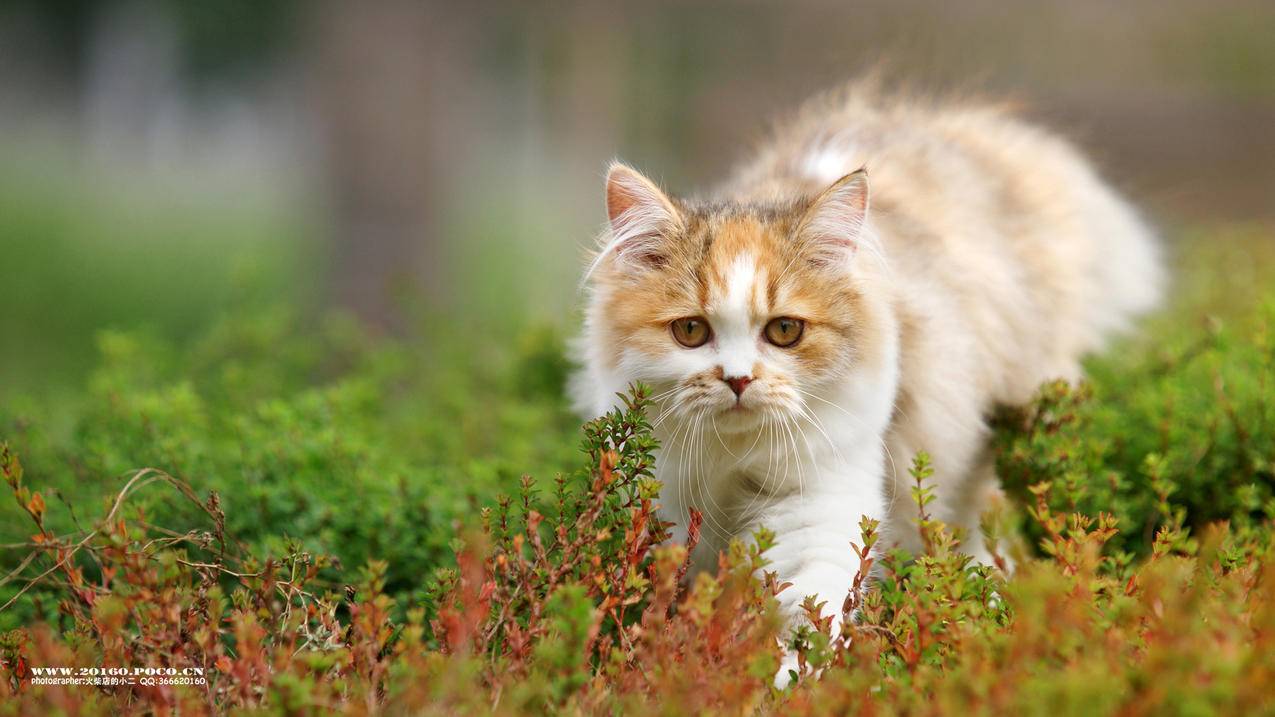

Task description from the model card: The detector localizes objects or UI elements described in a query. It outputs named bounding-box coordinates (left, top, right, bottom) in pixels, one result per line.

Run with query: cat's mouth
left=712, top=402, right=765, bottom=432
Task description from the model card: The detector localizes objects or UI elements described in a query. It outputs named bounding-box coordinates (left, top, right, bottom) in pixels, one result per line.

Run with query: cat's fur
left=571, top=83, right=1162, bottom=654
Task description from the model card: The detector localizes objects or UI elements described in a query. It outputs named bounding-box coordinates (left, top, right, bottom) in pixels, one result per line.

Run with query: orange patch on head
left=699, top=215, right=777, bottom=316
left=592, top=199, right=883, bottom=383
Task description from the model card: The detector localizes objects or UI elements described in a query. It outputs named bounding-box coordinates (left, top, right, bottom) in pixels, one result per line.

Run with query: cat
left=570, top=82, right=1163, bottom=680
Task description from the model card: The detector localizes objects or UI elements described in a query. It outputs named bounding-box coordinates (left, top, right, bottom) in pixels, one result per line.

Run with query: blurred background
left=2, top=0, right=1274, bottom=400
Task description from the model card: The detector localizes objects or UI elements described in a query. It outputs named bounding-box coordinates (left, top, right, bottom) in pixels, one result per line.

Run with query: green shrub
left=996, top=237, right=1275, bottom=561
left=1, top=227, right=1273, bottom=714
left=0, top=308, right=580, bottom=629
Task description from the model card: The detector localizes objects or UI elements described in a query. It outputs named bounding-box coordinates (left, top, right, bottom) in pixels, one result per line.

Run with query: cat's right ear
left=601, top=162, right=681, bottom=271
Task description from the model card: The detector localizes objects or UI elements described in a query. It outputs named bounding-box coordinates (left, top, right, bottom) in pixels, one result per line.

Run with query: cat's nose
left=724, top=375, right=753, bottom=398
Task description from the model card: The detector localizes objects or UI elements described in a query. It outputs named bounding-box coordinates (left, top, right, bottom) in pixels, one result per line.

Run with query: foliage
left=1, top=229, right=1274, bottom=713
left=0, top=308, right=580, bottom=631
left=4, top=380, right=1275, bottom=714
left=995, top=272, right=1275, bottom=560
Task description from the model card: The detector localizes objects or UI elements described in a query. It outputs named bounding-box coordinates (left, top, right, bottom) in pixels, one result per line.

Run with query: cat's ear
left=795, top=169, right=870, bottom=267
left=602, top=162, right=681, bottom=270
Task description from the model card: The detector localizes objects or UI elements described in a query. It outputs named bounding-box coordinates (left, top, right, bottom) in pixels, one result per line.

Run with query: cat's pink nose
left=725, top=375, right=753, bottom=398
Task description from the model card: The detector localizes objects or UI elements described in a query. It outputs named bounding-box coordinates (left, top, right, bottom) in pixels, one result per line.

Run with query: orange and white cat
left=571, top=83, right=1162, bottom=676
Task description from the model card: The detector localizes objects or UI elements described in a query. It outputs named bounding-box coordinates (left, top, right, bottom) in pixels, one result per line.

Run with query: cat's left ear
left=795, top=169, right=869, bottom=266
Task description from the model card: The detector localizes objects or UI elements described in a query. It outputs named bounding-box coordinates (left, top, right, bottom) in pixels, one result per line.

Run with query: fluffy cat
left=570, top=83, right=1163, bottom=674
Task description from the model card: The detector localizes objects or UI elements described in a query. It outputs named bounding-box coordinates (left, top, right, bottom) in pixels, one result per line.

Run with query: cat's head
left=578, top=162, right=894, bottom=434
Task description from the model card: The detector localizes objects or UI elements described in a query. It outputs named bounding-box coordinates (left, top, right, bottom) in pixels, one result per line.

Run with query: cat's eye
left=764, top=317, right=804, bottom=347
left=670, top=317, right=711, bottom=348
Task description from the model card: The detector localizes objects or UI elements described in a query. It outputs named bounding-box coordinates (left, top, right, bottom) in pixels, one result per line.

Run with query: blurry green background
left=3, top=0, right=1274, bottom=400
left=1, top=0, right=1273, bottom=624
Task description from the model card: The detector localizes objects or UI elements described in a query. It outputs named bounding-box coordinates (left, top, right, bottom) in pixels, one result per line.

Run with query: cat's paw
left=967, top=536, right=1016, bottom=575
left=774, top=649, right=802, bottom=689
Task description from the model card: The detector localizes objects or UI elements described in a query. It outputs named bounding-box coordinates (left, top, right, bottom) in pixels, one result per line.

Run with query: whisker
left=710, top=413, right=738, bottom=458
left=650, top=398, right=682, bottom=429
left=795, top=401, right=845, bottom=464
left=647, top=383, right=682, bottom=402
left=688, top=410, right=734, bottom=545
left=663, top=412, right=695, bottom=542
left=733, top=413, right=768, bottom=467
left=781, top=415, right=803, bottom=501
left=795, top=387, right=902, bottom=517
left=736, top=411, right=777, bottom=524
left=794, top=387, right=859, bottom=422
left=789, top=414, right=820, bottom=503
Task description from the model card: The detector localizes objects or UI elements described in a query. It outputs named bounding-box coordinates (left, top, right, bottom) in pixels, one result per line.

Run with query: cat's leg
left=939, top=444, right=1014, bottom=571
left=746, top=462, right=886, bottom=686
left=885, top=445, right=1016, bottom=577
left=881, top=383, right=1012, bottom=569
left=966, top=482, right=1016, bottom=574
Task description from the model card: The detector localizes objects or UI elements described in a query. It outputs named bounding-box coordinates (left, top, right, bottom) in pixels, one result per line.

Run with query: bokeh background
left=3, top=0, right=1274, bottom=402
left=3, top=0, right=1275, bottom=636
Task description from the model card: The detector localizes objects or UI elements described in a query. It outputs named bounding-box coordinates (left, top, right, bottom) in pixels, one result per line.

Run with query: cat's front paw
left=773, top=614, right=849, bottom=689
left=774, top=648, right=802, bottom=689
